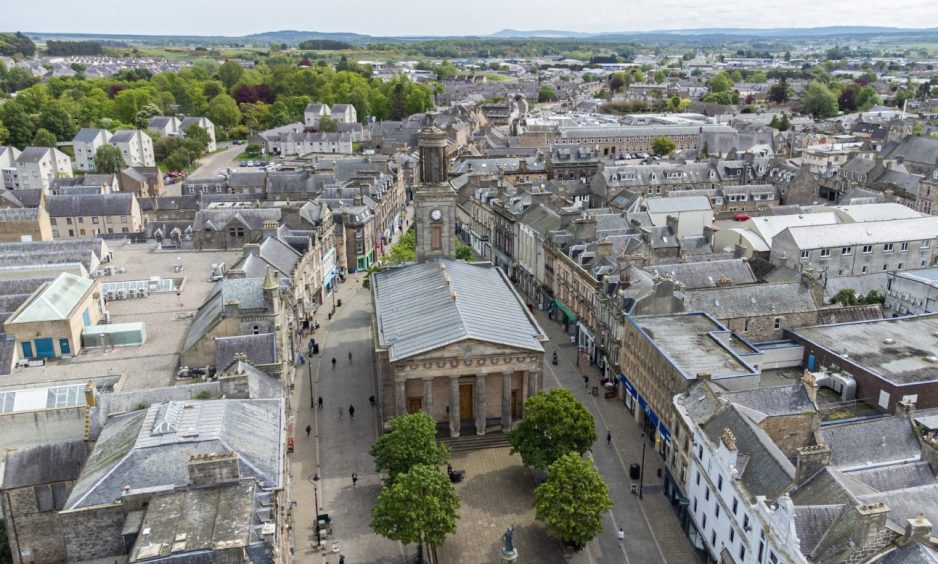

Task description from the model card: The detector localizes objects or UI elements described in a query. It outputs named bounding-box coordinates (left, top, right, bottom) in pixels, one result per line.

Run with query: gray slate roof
left=45, top=193, right=134, bottom=217
left=682, top=282, right=817, bottom=319
left=214, top=333, right=278, bottom=368
left=373, top=258, right=545, bottom=361
left=0, top=208, right=39, bottom=222
left=819, top=416, right=921, bottom=470
left=722, top=384, right=815, bottom=420
left=873, top=542, right=938, bottom=564
left=65, top=399, right=283, bottom=510
left=2, top=439, right=90, bottom=489
left=645, top=259, right=756, bottom=289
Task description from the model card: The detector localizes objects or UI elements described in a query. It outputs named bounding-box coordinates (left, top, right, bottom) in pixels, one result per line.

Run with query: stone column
left=449, top=376, right=460, bottom=438
left=475, top=374, right=487, bottom=435
left=527, top=369, right=540, bottom=400
left=422, top=378, right=433, bottom=415
left=396, top=380, right=407, bottom=417
left=501, top=372, right=512, bottom=432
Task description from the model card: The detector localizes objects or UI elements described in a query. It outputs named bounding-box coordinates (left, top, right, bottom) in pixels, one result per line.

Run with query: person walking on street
left=349, top=405, right=355, bottom=419
left=305, top=424, right=312, bottom=437
left=338, top=406, right=343, bottom=420
left=583, top=375, right=589, bottom=388
left=348, top=350, right=353, bottom=364
left=617, top=528, right=625, bottom=542
left=352, top=472, right=358, bottom=486
left=606, top=431, right=612, bottom=447
left=331, top=357, right=336, bottom=369
left=317, top=396, right=323, bottom=409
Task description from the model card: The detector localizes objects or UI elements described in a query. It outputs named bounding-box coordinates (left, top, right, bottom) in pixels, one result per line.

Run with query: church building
left=370, top=125, right=547, bottom=437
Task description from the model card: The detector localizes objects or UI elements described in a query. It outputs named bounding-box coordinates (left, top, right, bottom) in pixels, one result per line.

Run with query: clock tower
left=414, top=124, right=456, bottom=261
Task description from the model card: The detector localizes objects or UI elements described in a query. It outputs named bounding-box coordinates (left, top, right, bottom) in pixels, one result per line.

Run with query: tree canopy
left=369, top=411, right=450, bottom=482
left=652, top=136, right=676, bottom=156
left=371, top=463, right=460, bottom=563
left=508, top=388, right=596, bottom=470
left=534, top=453, right=612, bottom=550
left=801, top=81, right=839, bottom=118
left=94, top=145, right=125, bottom=174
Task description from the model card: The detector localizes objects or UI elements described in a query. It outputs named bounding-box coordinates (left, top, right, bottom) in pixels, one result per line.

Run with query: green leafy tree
left=94, top=144, right=125, bottom=174
left=508, top=388, right=596, bottom=470
left=245, top=143, right=263, bottom=157
left=218, top=60, right=244, bottom=90
left=183, top=124, right=210, bottom=152
left=31, top=127, right=57, bottom=148
left=856, top=86, right=882, bottom=111
left=455, top=240, right=473, bottom=261
left=831, top=288, right=858, bottom=307
left=654, top=70, right=666, bottom=84
left=769, top=114, right=790, bottom=131
left=369, top=411, right=450, bottom=482
left=0, top=118, right=8, bottom=145
left=384, top=228, right=416, bottom=265
left=708, top=71, right=733, bottom=93
left=768, top=77, right=791, bottom=103
left=652, top=136, right=676, bottom=156
left=207, top=93, right=241, bottom=129
left=202, top=80, right=225, bottom=100
left=371, top=464, right=460, bottom=564
left=317, top=116, right=338, bottom=133
left=1, top=103, right=35, bottom=148
left=37, top=101, right=77, bottom=141
left=163, top=147, right=194, bottom=171
left=538, top=85, right=556, bottom=102
left=534, top=453, right=612, bottom=551
left=802, top=80, right=839, bottom=118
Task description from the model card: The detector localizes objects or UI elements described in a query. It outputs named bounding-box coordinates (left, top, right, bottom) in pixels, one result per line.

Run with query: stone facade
left=61, top=503, right=127, bottom=561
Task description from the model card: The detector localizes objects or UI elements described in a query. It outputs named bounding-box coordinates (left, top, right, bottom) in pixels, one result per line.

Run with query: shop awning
left=554, top=298, right=576, bottom=323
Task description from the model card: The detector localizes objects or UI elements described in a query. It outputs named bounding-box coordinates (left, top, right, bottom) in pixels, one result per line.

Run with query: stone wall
left=62, top=504, right=127, bottom=561
left=722, top=311, right=819, bottom=343
left=760, top=414, right=815, bottom=459
left=3, top=486, right=72, bottom=564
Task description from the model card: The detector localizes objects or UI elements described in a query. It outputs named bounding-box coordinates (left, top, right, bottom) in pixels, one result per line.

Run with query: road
left=188, top=144, right=243, bottom=179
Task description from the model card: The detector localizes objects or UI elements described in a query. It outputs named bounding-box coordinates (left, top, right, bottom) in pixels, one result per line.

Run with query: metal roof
left=373, top=259, right=545, bottom=361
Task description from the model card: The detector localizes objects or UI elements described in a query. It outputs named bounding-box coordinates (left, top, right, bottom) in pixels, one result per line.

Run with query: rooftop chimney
left=795, top=444, right=831, bottom=484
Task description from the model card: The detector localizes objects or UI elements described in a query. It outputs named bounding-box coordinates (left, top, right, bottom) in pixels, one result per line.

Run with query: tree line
left=0, top=54, right=437, bottom=150
left=45, top=40, right=104, bottom=56
left=0, top=32, right=36, bottom=57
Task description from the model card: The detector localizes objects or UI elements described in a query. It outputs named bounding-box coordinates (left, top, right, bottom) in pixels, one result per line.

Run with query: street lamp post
left=639, top=432, right=647, bottom=499
left=308, top=360, right=314, bottom=409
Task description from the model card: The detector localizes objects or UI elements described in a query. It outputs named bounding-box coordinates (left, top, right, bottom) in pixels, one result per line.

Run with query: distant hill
left=242, top=29, right=378, bottom=45
left=488, top=26, right=938, bottom=40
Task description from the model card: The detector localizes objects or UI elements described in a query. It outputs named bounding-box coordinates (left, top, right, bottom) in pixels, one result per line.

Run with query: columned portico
left=475, top=374, right=487, bottom=435
left=449, top=376, right=460, bottom=438
left=422, top=378, right=433, bottom=415
left=396, top=380, right=406, bottom=416
left=501, top=372, right=512, bottom=432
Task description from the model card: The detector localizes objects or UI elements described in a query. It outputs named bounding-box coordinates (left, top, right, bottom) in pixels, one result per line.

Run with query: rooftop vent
left=927, top=356, right=938, bottom=363
left=883, top=338, right=895, bottom=345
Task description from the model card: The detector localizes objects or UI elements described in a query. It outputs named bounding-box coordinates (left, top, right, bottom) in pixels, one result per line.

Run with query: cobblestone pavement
left=436, top=447, right=567, bottom=564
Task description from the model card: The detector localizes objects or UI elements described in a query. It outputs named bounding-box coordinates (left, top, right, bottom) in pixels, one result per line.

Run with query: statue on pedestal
left=500, top=525, right=517, bottom=561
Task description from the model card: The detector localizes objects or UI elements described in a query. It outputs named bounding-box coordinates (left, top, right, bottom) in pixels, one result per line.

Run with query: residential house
left=45, top=193, right=143, bottom=239
left=331, top=103, right=357, bottom=124
left=109, top=129, right=155, bottom=167
left=71, top=128, right=112, bottom=172
left=147, top=116, right=182, bottom=137
left=192, top=207, right=282, bottom=250
left=119, top=166, right=166, bottom=198
left=267, top=131, right=353, bottom=156
left=304, top=103, right=331, bottom=128
left=0, top=146, right=22, bottom=190
left=13, top=147, right=73, bottom=192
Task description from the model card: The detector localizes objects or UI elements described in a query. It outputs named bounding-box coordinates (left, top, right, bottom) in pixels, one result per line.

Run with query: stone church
left=370, top=125, right=548, bottom=437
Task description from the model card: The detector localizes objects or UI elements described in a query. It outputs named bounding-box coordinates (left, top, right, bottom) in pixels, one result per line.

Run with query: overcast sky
left=5, top=0, right=938, bottom=37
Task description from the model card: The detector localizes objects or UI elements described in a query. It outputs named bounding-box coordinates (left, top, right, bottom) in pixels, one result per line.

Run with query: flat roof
left=792, top=314, right=938, bottom=385
left=633, top=312, right=755, bottom=380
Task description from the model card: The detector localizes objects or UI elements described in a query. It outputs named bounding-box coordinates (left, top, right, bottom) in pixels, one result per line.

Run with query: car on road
left=231, top=140, right=244, bottom=145
left=240, top=161, right=247, bottom=167
left=259, top=161, right=268, bottom=166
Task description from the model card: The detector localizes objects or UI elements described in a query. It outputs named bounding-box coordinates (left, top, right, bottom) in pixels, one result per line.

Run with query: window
left=693, top=497, right=698, bottom=513
left=705, top=487, right=710, bottom=501
left=711, top=531, right=717, bottom=547
left=121, top=216, right=128, bottom=223
left=922, top=240, right=931, bottom=249
left=78, top=217, right=84, bottom=224
left=702, top=514, right=708, bottom=530
left=743, top=515, right=750, bottom=530
left=252, top=325, right=260, bottom=335
left=770, top=552, right=779, bottom=564
left=901, top=242, right=909, bottom=252
left=696, top=471, right=701, bottom=486
left=52, top=230, right=59, bottom=238
left=715, top=504, right=720, bottom=518
left=68, top=229, right=74, bottom=237
left=121, top=228, right=129, bottom=233
left=884, top=243, right=894, bottom=253
left=732, top=497, right=738, bottom=515
left=729, top=528, right=735, bottom=543
left=862, top=245, right=873, bottom=254
left=717, top=475, right=723, bottom=491
left=739, top=545, right=746, bottom=560
left=92, top=216, right=99, bottom=224
left=883, top=264, right=889, bottom=271
left=774, top=317, right=781, bottom=330
left=743, top=319, right=750, bottom=332
left=66, top=217, right=72, bottom=225
left=107, top=216, right=113, bottom=223
left=861, top=265, right=869, bottom=274
left=801, top=250, right=810, bottom=259
left=50, top=218, right=57, bottom=225
left=820, top=248, right=831, bottom=257
left=431, top=224, right=443, bottom=251
left=79, top=229, right=86, bottom=236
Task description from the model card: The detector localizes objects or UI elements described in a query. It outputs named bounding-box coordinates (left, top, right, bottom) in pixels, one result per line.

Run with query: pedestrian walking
left=348, top=351, right=353, bottom=364
left=305, top=424, right=311, bottom=437
left=349, top=405, right=355, bottom=419
left=317, top=396, right=323, bottom=409
left=606, top=431, right=612, bottom=447
left=339, top=555, right=345, bottom=564
left=583, top=375, right=589, bottom=388
left=369, top=395, right=375, bottom=407
left=352, top=472, right=358, bottom=486
left=338, top=406, right=343, bottom=420
left=298, top=354, right=305, bottom=365
left=617, top=528, right=625, bottom=541
left=331, top=357, right=336, bottom=369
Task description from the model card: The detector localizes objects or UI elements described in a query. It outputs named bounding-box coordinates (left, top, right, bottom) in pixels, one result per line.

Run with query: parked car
left=240, top=161, right=247, bottom=167
left=232, top=140, right=244, bottom=145
left=259, top=161, right=268, bottom=166
left=733, top=213, right=752, bottom=222
left=247, top=160, right=255, bottom=166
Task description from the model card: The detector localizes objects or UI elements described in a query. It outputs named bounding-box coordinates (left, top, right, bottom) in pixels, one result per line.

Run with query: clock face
left=430, top=209, right=442, bottom=221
